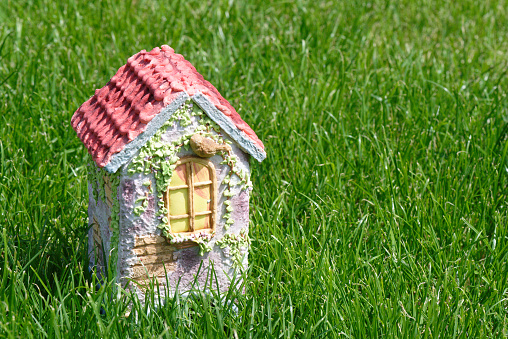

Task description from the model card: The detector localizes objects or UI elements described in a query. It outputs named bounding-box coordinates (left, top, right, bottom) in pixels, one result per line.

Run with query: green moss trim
left=87, top=160, right=121, bottom=276
left=166, top=231, right=215, bottom=256
left=87, top=160, right=106, bottom=203
left=108, top=171, right=121, bottom=275
left=87, top=161, right=98, bottom=202
left=133, top=180, right=152, bottom=216
left=216, top=228, right=250, bottom=268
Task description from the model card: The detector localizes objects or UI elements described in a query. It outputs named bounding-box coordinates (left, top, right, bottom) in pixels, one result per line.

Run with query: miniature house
left=71, top=45, right=265, bottom=300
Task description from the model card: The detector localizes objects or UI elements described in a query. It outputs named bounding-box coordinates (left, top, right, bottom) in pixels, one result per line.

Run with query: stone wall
left=130, top=235, right=176, bottom=286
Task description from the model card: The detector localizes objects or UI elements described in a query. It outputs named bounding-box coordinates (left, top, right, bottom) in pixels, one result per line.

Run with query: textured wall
left=87, top=180, right=113, bottom=280
left=113, top=107, right=252, bottom=302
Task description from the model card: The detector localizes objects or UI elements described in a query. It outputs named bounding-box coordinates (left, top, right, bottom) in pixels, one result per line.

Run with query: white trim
left=191, top=92, right=266, bottom=162
left=103, top=91, right=266, bottom=173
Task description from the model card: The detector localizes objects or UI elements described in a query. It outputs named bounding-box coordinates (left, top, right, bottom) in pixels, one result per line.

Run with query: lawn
left=0, top=0, right=507, bottom=337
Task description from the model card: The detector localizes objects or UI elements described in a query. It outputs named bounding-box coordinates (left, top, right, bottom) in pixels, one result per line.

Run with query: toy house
left=71, top=45, right=266, bottom=299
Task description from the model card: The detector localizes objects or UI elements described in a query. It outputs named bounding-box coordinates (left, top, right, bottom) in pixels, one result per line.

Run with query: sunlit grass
left=0, top=0, right=507, bottom=337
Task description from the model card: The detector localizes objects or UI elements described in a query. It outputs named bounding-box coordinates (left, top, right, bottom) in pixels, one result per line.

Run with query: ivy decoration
left=87, top=161, right=98, bottom=202
left=86, top=161, right=121, bottom=275
left=87, top=160, right=106, bottom=204
left=216, top=228, right=250, bottom=267
left=133, top=180, right=152, bottom=216
left=166, top=231, right=215, bottom=256
left=107, top=170, right=121, bottom=274
left=126, top=101, right=251, bottom=255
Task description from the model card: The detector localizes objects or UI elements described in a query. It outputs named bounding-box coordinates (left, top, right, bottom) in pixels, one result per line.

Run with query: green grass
left=0, top=0, right=507, bottom=337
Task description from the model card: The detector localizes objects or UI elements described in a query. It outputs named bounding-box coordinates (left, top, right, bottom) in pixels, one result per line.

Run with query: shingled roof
left=71, top=45, right=265, bottom=172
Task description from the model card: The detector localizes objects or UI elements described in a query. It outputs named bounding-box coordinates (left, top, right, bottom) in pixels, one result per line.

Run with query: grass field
left=1, top=0, right=507, bottom=337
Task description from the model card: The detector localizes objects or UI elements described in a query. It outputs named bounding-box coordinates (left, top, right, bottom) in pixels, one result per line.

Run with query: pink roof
left=71, top=45, right=264, bottom=168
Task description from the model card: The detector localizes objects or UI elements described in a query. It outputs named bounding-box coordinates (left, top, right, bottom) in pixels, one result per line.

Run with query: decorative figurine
left=71, top=45, right=266, bottom=301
